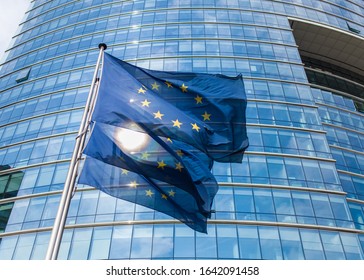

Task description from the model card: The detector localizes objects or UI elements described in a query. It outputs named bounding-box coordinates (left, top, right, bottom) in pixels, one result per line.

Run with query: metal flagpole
left=45, top=43, right=107, bottom=260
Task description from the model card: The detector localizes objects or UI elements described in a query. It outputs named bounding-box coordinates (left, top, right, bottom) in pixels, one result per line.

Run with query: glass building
left=0, top=0, right=364, bottom=260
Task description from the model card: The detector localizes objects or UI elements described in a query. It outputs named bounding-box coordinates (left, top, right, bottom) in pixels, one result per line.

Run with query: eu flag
left=92, top=53, right=248, bottom=162
left=78, top=52, right=248, bottom=232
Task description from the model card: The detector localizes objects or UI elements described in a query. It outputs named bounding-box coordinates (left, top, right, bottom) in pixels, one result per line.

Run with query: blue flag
left=92, top=53, right=248, bottom=162
left=78, top=122, right=218, bottom=233
left=78, top=53, right=249, bottom=232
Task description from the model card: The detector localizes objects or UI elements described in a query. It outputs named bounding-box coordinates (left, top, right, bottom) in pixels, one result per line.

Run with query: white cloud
left=0, top=0, right=29, bottom=58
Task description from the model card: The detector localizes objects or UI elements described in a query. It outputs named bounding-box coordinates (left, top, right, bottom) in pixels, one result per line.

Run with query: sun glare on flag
left=115, top=127, right=148, bottom=152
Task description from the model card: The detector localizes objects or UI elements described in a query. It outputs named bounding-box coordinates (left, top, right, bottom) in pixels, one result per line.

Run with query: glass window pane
left=259, top=227, right=283, bottom=259
left=292, top=192, right=314, bottom=216
left=217, top=225, right=239, bottom=259
left=30, top=232, right=50, bottom=260
left=0, top=236, right=18, bottom=260
left=12, top=234, right=36, bottom=260
left=131, top=225, right=153, bottom=259
left=300, top=229, right=325, bottom=259
left=78, top=191, right=98, bottom=216
left=311, top=194, right=334, bottom=219
left=254, top=189, right=275, bottom=214
left=174, top=225, right=195, bottom=258
left=68, top=228, right=92, bottom=260
left=267, top=158, right=287, bottom=179
left=273, top=190, right=294, bottom=215
left=196, top=225, right=217, bottom=258
left=89, top=227, right=112, bottom=260
left=279, top=228, right=304, bottom=259
left=238, top=226, right=261, bottom=259
left=329, top=195, right=350, bottom=221
left=302, top=160, right=323, bottom=182
left=109, top=226, right=132, bottom=259
left=234, top=188, right=254, bottom=213
left=152, top=225, right=174, bottom=258
left=340, top=232, right=363, bottom=260
left=320, top=231, right=345, bottom=259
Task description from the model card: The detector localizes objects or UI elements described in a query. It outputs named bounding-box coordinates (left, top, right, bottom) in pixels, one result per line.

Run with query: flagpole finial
left=99, top=43, right=107, bottom=50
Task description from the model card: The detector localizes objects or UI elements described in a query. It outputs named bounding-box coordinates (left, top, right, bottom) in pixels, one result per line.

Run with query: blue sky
left=0, top=0, right=29, bottom=57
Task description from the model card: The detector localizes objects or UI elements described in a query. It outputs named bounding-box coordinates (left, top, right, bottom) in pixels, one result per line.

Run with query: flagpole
left=45, top=43, right=107, bottom=260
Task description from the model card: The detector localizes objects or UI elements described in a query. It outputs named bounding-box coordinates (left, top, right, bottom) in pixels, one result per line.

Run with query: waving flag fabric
left=78, top=53, right=248, bottom=232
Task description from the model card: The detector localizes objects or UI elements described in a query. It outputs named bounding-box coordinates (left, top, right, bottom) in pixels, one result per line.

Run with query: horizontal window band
left=316, top=101, right=364, bottom=117
left=0, top=85, right=89, bottom=111
left=309, top=83, right=364, bottom=103
left=304, top=67, right=364, bottom=95
left=247, top=123, right=326, bottom=134
left=287, top=11, right=364, bottom=38
left=244, top=151, right=335, bottom=162
left=0, top=65, right=93, bottom=95
left=15, top=6, right=294, bottom=44
left=347, top=197, right=364, bottom=205
left=0, top=158, right=71, bottom=176
left=1, top=219, right=363, bottom=239
left=0, top=190, right=63, bottom=205
left=9, top=19, right=294, bottom=61
left=0, top=181, right=345, bottom=206
left=1, top=43, right=302, bottom=82
left=337, top=169, right=364, bottom=179
left=0, top=106, right=84, bottom=130
left=19, top=2, right=364, bottom=47
left=2, top=34, right=299, bottom=74
left=249, top=98, right=317, bottom=108
left=0, top=131, right=77, bottom=152
left=329, top=145, right=364, bottom=156
left=23, top=2, right=292, bottom=27
left=25, top=0, right=80, bottom=21
left=218, top=182, right=345, bottom=195
left=124, top=53, right=303, bottom=66
left=323, top=122, right=364, bottom=136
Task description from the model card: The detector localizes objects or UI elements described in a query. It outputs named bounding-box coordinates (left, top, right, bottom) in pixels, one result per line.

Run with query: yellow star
left=165, top=81, right=173, bottom=88
left=141, top=152, right=150, bottom=160
left=180, top=83, right=188, bottom=93
left=153, top=110, right=164, bottom=120
left=168, top=190, right=176, bottom=197
left=202, top=111, right=211, bottom=121
left=191, top=123, right=201, bottom=132
left=121, top=169, right=129, bottom=175
left=172, top=119, right=182, bottom=128
left=175, top=162, right=184, bottom=172
left=157, top=160, right=167, bottom=169
left=146, top=189, right=154, bottom=197
left=141, top=99, right=151, bottom=107
left=161, top=194, right=168, bottom=200
left=138, top=87, right=146, bottom=94
left=176, top=150, right=184, bottom=157
left=151, top=82, right=160, bottom=91
left=194, top=95, right=203, bottom=104
left=129, top=181, right=138, bottom=188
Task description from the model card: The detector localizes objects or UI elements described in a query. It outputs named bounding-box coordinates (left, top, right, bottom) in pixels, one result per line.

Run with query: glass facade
left=0, top=0, right=363, bottom=259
